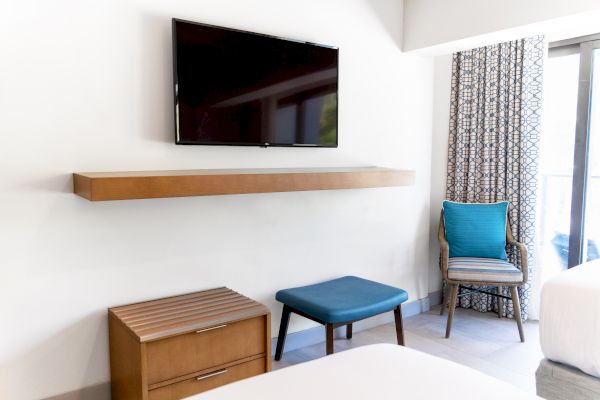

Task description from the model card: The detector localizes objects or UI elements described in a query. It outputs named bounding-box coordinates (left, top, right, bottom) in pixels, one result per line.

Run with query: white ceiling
left=402, top=0, right=600, bottom=55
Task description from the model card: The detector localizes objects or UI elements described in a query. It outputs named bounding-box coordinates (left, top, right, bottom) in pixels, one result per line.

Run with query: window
left=539, top=35, right=600, bottom=279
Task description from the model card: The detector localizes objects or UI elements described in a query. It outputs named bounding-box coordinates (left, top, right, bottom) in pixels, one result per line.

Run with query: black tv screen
left=172, top=19, right=338, bottom=147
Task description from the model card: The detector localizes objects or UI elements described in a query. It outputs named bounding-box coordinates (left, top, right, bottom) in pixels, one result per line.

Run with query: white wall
left=403, top=0, right=600, bottom=53
left=428, top=55, right=452, bottom=293
left=0, top=0, right=435, bottom=399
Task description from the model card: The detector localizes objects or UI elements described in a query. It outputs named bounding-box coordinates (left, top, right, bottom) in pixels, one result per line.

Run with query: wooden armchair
left=438, top=210, right=528, bottom=342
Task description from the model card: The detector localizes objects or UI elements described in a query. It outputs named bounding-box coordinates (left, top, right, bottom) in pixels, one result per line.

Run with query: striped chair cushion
left=448, top=257, right=523, bottom=283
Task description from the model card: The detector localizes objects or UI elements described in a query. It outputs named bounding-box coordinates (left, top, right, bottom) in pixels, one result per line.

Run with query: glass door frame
left=550, top=34, right=600, bottom=267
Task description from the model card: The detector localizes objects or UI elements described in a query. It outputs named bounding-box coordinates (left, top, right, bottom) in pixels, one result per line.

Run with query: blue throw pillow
left=442, top=200, right=509, bottom=260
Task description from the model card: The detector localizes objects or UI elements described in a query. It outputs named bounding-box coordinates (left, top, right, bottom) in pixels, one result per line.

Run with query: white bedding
left=540, top=260, right=600, bottom=378
left=186, top=344, right=538, bottom=399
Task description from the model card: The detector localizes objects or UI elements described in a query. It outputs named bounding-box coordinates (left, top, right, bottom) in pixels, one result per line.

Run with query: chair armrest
left=438, top=211, right=449, bottom=278
left=439, top=239, right=449, bottom=278
left=507, top=239, right=528, bottom=284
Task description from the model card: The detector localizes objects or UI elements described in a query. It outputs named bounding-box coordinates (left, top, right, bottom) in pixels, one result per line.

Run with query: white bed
left=540, top=260, right=600, bottom=378
left=185, top=344, right=538, bottom=399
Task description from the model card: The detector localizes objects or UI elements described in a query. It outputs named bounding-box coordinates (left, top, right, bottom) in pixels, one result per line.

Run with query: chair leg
left=393, top=305, right=405, bottom=346
left=510, top=287, right=525, bottom=342
left=440, top=281, right=449, bottom=316
left=326, top=323, right=334, bottom=355
left=445, top=284, right=459, bottom=338
left=497, top=286, right=503, bottom=319
left=346, top=323, right=352, bottom=339
left=274, top=305, right=291, bottom=361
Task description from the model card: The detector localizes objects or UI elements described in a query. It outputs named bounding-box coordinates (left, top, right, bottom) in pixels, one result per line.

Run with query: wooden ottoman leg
left=274, top=305, right=292, bottom=361
left=326, top=323, right=334, bottom=355
left=346, top=323, right=353, bottom=339
left=394, top=305, right=405, bottom=346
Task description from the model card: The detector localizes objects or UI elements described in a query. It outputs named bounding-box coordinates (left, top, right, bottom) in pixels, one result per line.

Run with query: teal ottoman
left=274, top=276, right=408, bottom=359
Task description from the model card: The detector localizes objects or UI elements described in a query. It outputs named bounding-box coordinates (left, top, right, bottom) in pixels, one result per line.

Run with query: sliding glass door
left=537, top=48, right=579, bottom=278
left=538, top=36, right=600, bottom=278
left=582, top=45, right=600, bottom=264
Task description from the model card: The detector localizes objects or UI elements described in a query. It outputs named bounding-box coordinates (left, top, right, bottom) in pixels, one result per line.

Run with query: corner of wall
left=428, top=54, right=453, bottom=294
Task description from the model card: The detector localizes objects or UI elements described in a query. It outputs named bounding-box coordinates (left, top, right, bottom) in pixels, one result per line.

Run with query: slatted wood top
left=109, top=287, right=269, bottom=342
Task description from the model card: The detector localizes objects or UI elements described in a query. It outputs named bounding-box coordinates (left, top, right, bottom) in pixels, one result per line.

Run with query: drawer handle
left=195, top=324, right=227, bottom=334
left=196, top=369, right=228, bottom=381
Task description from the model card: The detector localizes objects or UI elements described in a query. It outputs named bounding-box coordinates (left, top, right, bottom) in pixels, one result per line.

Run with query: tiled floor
left=273, top=306, right=543, bottom=394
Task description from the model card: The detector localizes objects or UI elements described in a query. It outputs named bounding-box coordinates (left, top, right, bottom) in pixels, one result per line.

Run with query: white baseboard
left=41, top=382, right=110, bottom=400
left=428, top=289, right=443, bottom=306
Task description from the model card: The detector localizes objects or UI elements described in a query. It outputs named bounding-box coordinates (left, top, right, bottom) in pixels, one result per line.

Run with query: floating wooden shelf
left=73, top=167, right=415, bottom=201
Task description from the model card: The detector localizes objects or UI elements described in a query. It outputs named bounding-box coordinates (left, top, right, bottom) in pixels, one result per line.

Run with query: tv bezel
left=172, top=18, right=339, bottom=148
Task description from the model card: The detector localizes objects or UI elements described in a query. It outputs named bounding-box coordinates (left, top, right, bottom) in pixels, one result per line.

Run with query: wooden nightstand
left=108, top=287, right=271, bottom=400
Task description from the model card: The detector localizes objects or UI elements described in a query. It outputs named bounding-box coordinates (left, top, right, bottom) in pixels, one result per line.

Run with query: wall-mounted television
left=172, top=19, right=338, bottom=147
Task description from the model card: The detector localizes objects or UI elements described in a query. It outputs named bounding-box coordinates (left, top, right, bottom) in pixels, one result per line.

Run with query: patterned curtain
left=445, top=36, right=544, bottom=321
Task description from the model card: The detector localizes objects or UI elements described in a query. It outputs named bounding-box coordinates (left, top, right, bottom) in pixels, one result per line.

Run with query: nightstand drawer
left=148, top=357, right=266, bottom=400
left=146, top=316, right=266, bottom=384
left=109, top=288, right=271, bottom=400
